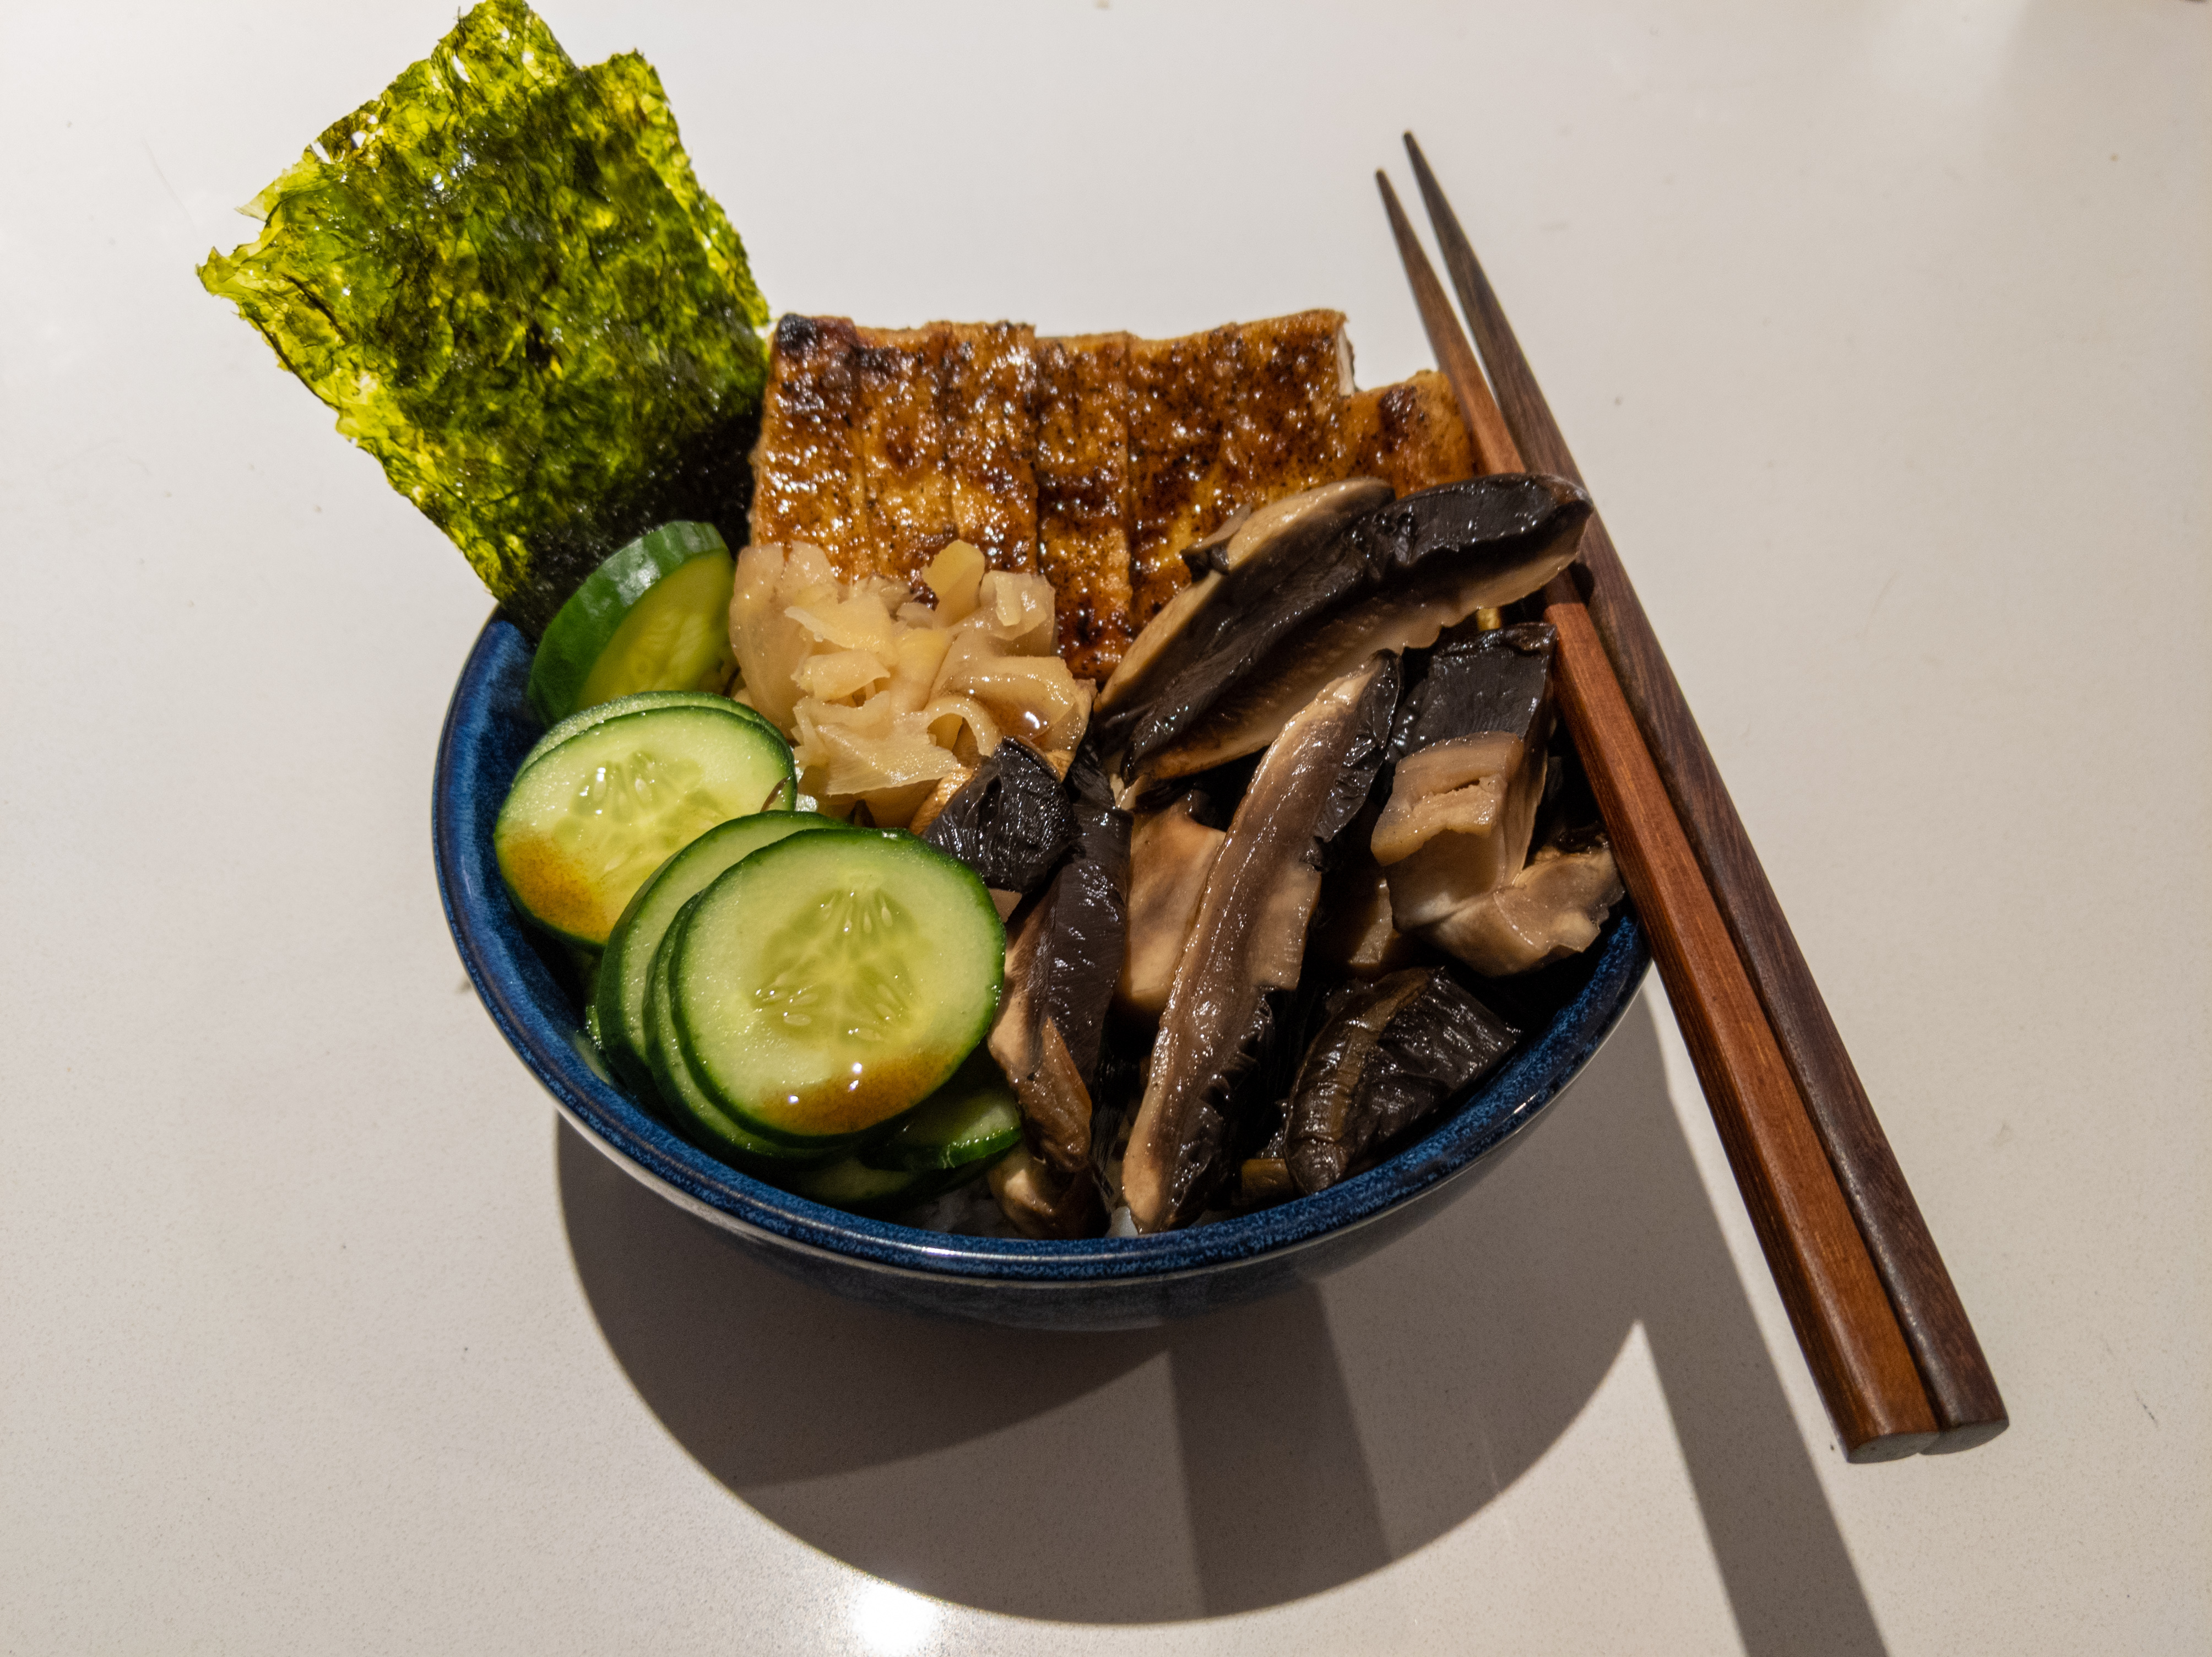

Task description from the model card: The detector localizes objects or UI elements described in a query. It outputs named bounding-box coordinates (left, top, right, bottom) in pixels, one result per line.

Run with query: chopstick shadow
left=557, top=995, right=1888, bottom=1649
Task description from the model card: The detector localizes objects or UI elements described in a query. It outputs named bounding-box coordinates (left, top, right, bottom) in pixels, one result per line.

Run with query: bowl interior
left=435, top=617, right=1650, bottom=1283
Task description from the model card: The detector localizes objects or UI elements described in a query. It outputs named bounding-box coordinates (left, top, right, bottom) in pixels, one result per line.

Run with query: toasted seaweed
left=198, top=0, right=770, bottom=635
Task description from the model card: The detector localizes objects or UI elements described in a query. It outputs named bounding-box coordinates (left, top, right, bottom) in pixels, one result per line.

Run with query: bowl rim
left=436, top=615, right=1650, bottom=1284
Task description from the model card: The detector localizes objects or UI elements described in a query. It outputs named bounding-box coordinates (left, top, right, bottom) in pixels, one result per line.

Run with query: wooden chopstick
left=1400, top=135, right=2007, bottom=1453
left=1379, top=171, right=1938, bottom=1461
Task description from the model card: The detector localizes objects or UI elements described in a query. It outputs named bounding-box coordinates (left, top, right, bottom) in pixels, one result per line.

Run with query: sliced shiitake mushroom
left=1427, top=838, right=1624, bottom=976
left=986, top=797, right=1129, bottom=1204
left=920, top=737, right=1076, bottom=897
left=989, top=1143, right=1105, bottom=1239
left=1373, top=622, right=1555, bottom=934
left=1313, top=854, right=1423, bottom=977
left=1391, top=618, right=1557, bottom=762
left=1094, top=480, right=1394, bottom=743
left=1283, top=967, right=1519, bottom=1196
left=1371, top=621, right=1623, bottom=974
left=1116, top=792, right=1228, bottom=1019
left=1120, top=652, right=1399, bottom=1233
left=1121, top=475, right=1590, bottom=785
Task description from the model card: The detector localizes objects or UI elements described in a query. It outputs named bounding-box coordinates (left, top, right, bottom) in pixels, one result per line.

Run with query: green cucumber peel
left=518, top=689, right=782, bottom=777
left=495, top=704, right=798, bottom=947
left=527, top=523, right=735, bottom=725
left=667, top=831, right=1005, bottom=1146
left=859, top=1046, right=1023, bottom=1172
left=593, top=811, right=851, bottom=1098
left=642, top=897, right=841, bottom=1167
left=776, top=1157, right=930, bottom=1211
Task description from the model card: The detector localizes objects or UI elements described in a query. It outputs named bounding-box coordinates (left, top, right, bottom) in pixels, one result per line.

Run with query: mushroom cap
left=1117, top=473, right=1590, bottom=783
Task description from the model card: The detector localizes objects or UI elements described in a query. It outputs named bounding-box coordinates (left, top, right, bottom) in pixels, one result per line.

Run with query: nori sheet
left=198, top=0, right=770, bottom=634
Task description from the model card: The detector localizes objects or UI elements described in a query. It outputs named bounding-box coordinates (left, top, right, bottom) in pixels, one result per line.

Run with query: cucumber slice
left=592, top=811, right=849, bottom=1095
left=518, top=689, right=778, bottom=776
left=859, top=1047, right=1022, bottom=1172
left=643, top=902, right=837, bottom=1167
left=495, top=703, right=796, bottom=947
left=669, top=831, right=1005, bottom=1144
left=777, top=1156, right=931, bottom=1211
left=767, top=1140, right=1010, bottom=1215
left=527, top=523, right=739, bottom=725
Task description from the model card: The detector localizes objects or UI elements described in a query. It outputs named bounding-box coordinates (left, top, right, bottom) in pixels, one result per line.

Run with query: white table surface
left=4, top=2, right=2206, bottom=1651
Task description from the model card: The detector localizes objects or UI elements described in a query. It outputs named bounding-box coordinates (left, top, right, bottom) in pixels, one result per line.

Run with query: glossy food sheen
left=668, top=831, right=1005, bottom=1141
left=516, top=689, right=776, bottom=776
left=1034, top=334, right=1137, bottom=678
left=492, top=701, right=796, bottom=946
left=643, top=907, right=834, bottom=1166
left=750, top=311, right=1477, bottom=678
left=436, top=619, right=1649, bottom=1327
left=1391, top=619, right=1557, bottom=759
left=918, top=738, right=1076, bottom=896
left=524, top=522, right=735, bottom=725
left=859, top=1048, right=1024, bottom=1173
left=1285, top=968, right=1519, bottom=1195
left=1094, top=478, right=1393, bottom=731
left=1122, top=653, right=1400, bottom=1232
left=572, top=551, right=738, bottom=711
left=989, top=799, right=1130, bottom=1203
left=592, top=811, right=846, bottom=1093
left=1115, top=474, right=1591, bottom=779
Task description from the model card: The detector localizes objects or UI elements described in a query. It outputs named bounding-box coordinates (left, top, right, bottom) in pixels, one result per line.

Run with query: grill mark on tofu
left=853, top=324, right=958, bottom=589
left=748, top=316, right=870, bottom=565
left=1035, top=334, right=1134, bottom=681
left=942, top=322, right=1040, bottom=573
left=1127, top=324, right=1244, bottom=625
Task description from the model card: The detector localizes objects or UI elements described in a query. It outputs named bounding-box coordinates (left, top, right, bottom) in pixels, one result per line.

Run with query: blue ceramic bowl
left=436, top=617, right=1649, bottom=1330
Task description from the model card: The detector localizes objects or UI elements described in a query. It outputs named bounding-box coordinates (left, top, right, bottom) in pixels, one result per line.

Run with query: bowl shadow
left=559, top=994, right=1889, bottom=1649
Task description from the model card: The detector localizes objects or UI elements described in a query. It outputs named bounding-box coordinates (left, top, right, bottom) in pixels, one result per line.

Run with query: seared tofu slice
left=853, top=323, right=958, bottom=589
left=750, top=311, right=1476, bottom=679
left=748, top=315, right=870, bottom=566
left=1128, top=311, right=1453, bottom=631
left=1224, top=310, right=1355, bottom=502
left=1127, top=323, right=1244, bottom=625
left=942, top=322, right=1041, bottom=573
left=1342, top=369, right=1476, bottom=497
left=755, top=318, right=1040, bottom=594
left=1035, top=333, right=1135, bottom=681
